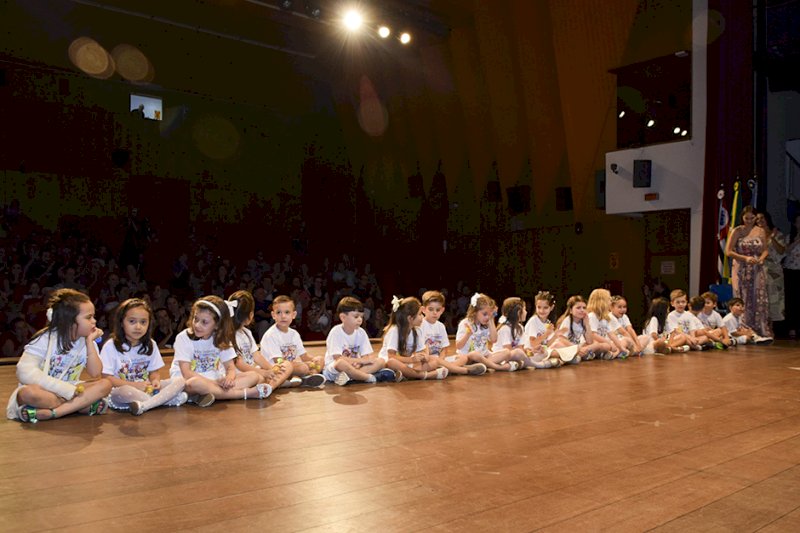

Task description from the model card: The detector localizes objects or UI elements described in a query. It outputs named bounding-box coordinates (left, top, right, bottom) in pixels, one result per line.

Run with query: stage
left=2, top=343, right=800, bottom=531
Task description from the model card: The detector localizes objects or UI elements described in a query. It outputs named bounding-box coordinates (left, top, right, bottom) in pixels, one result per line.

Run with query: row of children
left=5, top=285, right=770, bottom=422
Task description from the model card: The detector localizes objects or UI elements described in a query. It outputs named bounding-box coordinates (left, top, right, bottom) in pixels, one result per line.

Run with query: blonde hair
left=586, top=288, right=612, bottom=321
left=465, top=293, right=495, bottom=326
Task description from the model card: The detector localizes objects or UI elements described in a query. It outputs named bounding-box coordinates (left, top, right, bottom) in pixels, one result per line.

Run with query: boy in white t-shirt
left=689, top=296, right=731, bottom=348
left=420, top=291, right=486, bottom=376
left=260, top=295, right=326, bottom=388
left=666, top=289, right=705, bottom=350
left=721, top=298, right=773, bottom=345
left=323, top=297, right=393, bottom=385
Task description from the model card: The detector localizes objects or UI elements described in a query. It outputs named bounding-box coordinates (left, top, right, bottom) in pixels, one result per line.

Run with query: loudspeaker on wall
left=633, top=159, right=652, bottom=188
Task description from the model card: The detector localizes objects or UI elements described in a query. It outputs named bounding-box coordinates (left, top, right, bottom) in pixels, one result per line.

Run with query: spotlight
left=646, top=119, right=655, bottom=127
left=618, top=110, right=625, bottom=118
left=343, top=10, right=362, bottom=31
left=306, top=3, right=321, bottom=18
left=378, top=26, right=391, bottom=38
left=681, top=129, right=688, bottom=136
left=399, top=32, right=411, bottom=44
left=279, top=0, right=293, bottom=9
left=673, top=126, right=681, bottom=134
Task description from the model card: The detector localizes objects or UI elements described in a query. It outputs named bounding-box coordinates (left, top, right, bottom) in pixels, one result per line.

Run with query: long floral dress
left=764, top=231, right=786, bottom=322
left=732, top=236, right=772, bottom=337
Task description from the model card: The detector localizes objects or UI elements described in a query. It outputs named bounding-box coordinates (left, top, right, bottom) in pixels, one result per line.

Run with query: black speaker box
left=507, top=185, right=531, bottom=215
left=633, top=159, right=652, bottom=188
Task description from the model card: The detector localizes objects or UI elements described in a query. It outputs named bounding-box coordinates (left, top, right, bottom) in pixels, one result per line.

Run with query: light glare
left=400, top=32, right=411, bottom=44
left=378, top=26, right=391, bottom=38
left=343, top=10, right=363, bottom=31
left=647, top=119, right=655, bottom=127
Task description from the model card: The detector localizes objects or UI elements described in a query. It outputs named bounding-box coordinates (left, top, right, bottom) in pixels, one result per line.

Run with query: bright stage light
left=343, top=10, right=363, bottom=31
left=646, top=119, right=655, bottom=127
left=618, top=110, right=625, bottom=118
left=399, top=32, right=411, bottom=44
left=378, top=26, right=391, bottom=38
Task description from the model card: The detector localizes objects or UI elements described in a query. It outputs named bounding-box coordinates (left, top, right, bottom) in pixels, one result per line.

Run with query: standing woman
left=783, top=213, right=800, bottom=339
left=755, top=212, right=786, bottom=326
left=725, top=206, right=772, bottom=337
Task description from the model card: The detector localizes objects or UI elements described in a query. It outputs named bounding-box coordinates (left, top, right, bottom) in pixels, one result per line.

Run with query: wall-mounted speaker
left=111, top=149, right=130, bottom=168
left=595, top=169, right=606, bottom=209
left=555, top=186, right=573, bottom=211
left=633, top=159, right=652, bottom=188
left=507, top=185, right=531, bottom=215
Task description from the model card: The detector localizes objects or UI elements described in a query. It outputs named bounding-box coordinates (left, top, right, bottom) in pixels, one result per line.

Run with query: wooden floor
left=2, top=343, right=800, bottom=532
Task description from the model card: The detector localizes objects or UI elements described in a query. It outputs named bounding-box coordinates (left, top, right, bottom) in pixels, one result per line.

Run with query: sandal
left=87, top=399, right=109, bottom=416
left=18, top=405, right=38, bottom=424
left=256, top=383, right=273, bottom=399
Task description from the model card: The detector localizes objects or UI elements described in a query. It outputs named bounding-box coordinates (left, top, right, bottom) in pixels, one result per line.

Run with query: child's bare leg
left=438, top=354, right=470, bottom=375
left=471, top=352, right=512, bottom=371
left=267, top=364, right=293, bottom=389
left=387, top=359, right=426, bottom=380
left=17, top=380, right=112, bottom=420
left=334, top=359, right=374, bottom=381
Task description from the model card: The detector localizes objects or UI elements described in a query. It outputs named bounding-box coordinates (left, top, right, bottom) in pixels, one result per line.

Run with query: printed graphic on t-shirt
left=190, top=349, right=221, bottom=373
left=119, top=357, right=150, bottom=382
left=279, top=344, right=298, bottom=361
left=49, top=352, right=84, bottom=382
left=341, top=345, right=362, bottom=359
left=468, top=327, right=490, bottom=354
left=425, top=336, right=443, bottom=355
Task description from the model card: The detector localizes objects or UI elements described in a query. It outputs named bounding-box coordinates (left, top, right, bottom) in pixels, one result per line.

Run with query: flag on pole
left=722, top=180, right=742, bottom=281
left=717, top=187, right=729, bottom=282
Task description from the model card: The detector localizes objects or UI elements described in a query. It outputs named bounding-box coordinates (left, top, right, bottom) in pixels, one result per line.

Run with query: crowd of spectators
left=0, top=216, right=471, bottom=359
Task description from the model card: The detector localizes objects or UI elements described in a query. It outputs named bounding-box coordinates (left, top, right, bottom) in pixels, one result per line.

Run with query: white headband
left=198, top=299, right=230, bottom=318
left=391, top=295, right=401, bottom=312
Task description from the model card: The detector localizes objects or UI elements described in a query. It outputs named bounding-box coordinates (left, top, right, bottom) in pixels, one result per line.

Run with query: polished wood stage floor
left=2, top=342, right=800, bottom=532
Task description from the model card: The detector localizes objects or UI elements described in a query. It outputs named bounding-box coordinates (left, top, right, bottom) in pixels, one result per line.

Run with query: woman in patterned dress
left=725, top=206, right=772, bottom=337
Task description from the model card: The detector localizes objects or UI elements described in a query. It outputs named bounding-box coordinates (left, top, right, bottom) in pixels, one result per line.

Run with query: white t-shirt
left=698, top=310, right=724, bottom=329
left=643, top=317, right=661, bottom=337
left=666, top=310, right=703, bottom=334
left=524, top=316, right=554, bottom=347
left=379, top=325, right=422, bottom=360
left=420, top=320, right=450, bottom=356
left=721, top=313, right=742, bottom=332
left=100, top=339, right=163, bottom=382
left=494, top=323, right=525, bottom=351
left=558, top=316, right=586, bottom=344
left=24, top=332, right=88, bottom=384
left=260, top=324, right=307, bottom=365
left=234, top=328, right=259, bottom=367
left=588, top=312, right=619, bottom=337
left=169, top=330, right=236, bottom=380
left=324, top=325, right=373, bottom=366
left=456, top=319, right=491, bottom=355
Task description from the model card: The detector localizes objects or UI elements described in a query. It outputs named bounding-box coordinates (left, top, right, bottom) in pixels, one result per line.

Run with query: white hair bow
left=391, top=295, right=401, bottom=312
left=46, top=308, right=53, bottom=323
left=225, top=300, right=238, bottom=316
left=498, top=315, right=507, bottom=324
left=470, top=292, right=480, bottom=307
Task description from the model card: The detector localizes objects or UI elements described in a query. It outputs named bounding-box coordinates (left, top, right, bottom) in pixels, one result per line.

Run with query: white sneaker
left=753, top=335, right=774, bottom=345
left=301, top=374, right=326, bottom=388
left=434, top=367, right=448, bottom=380
left=335, top=372, right=351, bottom=386
left=508, top=361, right=519, bottom=371
left=363, top=374, right=377, bottom=383
left=256, top=383, right=273, bottom=399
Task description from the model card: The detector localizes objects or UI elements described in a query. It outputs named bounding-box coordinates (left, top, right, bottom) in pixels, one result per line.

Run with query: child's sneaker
left=617, top=351, right=629, bottom=360
left=432, top=367, right=448, bottom=380
left=466, top=363, right=487, bottom=375
left=374, top=368, right=396, bottom=382
left=281, top=377, right=303, bottom=388
left=301, top=374, right=327, bottom=388
left=189, top=393, right=216, bottom=408
left=129, top=401, right=145, bottom=416
left=256, top=383, right=273, bottom=399
left=713, top=341, right=725, bottom=350
left=508, top=361, right=520, bottom=371
left=334, top=372, right=351, bottom=386
left=363, top=374, right=377, bottom=383
left=753, top=335, right=773, bottom=345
